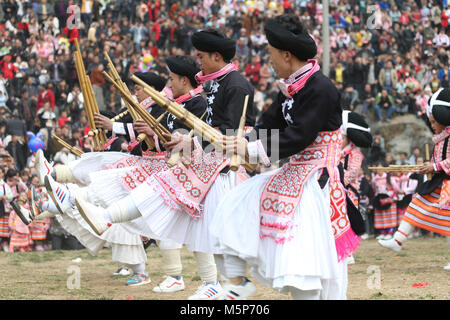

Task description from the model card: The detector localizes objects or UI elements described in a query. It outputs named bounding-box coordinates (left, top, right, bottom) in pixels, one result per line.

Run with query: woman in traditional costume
left=209, top=14, right=360, bottom=300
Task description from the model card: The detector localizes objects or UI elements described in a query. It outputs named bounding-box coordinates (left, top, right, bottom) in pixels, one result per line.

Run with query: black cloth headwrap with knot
left=133, top=72, right=167, bottom=92
left=191, top=30, right=236, bottom=61
left=264, top=18, right=317, bottom=61
left=165, top=56, right=200, bottom=87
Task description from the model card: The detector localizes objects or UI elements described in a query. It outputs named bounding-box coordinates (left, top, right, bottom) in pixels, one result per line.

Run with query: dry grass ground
left=0, top=237, right=448, bottom=300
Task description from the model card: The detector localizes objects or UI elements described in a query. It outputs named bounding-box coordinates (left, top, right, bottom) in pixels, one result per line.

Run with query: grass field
left=0, top=237, right=448, bottom=300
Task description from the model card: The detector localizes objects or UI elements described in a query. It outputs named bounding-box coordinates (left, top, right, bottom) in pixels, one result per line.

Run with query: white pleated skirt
left=68, top=151, right=129, bottom=186
left=87, top=167, right=136, bottom=208
left=87, top=166, right=183, bottom=251
left=209, top=169, right=348, bottom=299
left=60, top=183, right=148, bottom=265
left=122, top=171, right=237, bottom=254
left=56, top=208, right=105, bottom=256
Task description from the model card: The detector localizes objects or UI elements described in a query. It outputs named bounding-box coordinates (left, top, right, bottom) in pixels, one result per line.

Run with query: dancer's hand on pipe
left=162, top=132, right=193, bottom=153
left=94, top=113, right=113, bottom=131
left=219, top=135, right=248, bottom=158
left=415, top=162, right=435, bottom=174
left=133, top=119, right=155, bottom=136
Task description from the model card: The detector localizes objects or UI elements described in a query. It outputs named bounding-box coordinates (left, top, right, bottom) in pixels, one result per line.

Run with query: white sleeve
left=112, top=122, right=127, bottom=135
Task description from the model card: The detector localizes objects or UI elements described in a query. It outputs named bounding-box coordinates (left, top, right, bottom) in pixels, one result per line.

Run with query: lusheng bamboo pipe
left=104, top=68, right=155, bottom=149
left=73, top=50, right=99, bottom=149
left=73, top=40, right=98, bottom=148
left=368, top=165, right=421, bottom=172
left=131, top=75, right=257, bottom=173
left=102, top=71, right=170, bottom=144
left=131, top=75, right=221, bottom=145
left=103, top=71, right=169, bottom=142
left=167, top=111, right=208, bottom=168
left=84, top=110, right=129, bottom=139
left=52, top=133, right=84, bottom=157
left=73, top=38, right=107, bottom=149
left=230, top=95, right=249, bottom=171
left=103, top=52, right=155, bottom=149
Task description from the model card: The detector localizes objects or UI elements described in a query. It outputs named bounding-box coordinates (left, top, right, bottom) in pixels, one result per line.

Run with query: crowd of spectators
left=0, top=0, right=448, bottom=248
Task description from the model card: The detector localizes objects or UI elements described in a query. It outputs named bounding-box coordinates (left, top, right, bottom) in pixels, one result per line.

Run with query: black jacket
left=6, top=141, right=29, bottom=172
left=252, top=71, right=342, bottom=160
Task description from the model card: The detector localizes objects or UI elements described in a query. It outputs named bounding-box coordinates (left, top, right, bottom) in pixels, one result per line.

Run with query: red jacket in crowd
left=58, top=116, right=70, bottom=128
left=62, top=25, right=79, bottom=43
left=17, top=22, right=29, bottom=32
left=245, top=62, right=261, bottom=84
left=151, top=22, right=161, bottom=42
left=36, top=89, right=55, bottom=112
left=0, top=56, right=17, bottom=80
left=443, top=11, right=449, bottom=28
left=147, top=1, right=161, bottom=22
left=283, top=0, right=292, bottom=10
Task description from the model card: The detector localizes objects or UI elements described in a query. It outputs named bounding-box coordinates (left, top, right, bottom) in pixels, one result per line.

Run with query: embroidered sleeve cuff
left=247, top=140, right=271, bottom=167
left=112, top=122, right=127, bottom=135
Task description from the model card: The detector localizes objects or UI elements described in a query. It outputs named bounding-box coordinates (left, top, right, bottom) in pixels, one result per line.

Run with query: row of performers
left=11, top=13, right=450, bottom=300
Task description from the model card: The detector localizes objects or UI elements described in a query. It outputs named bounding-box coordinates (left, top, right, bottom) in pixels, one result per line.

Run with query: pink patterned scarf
left=174, top=86, right=204, bottom=104
left=432, top=126, right=450, bottom=144
left=277, top=59, right=320, bottom=98
left=195, top=63, right=237, bottom=84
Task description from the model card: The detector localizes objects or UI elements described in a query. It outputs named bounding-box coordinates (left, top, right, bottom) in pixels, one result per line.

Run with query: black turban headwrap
left=428, top=88, right=450, bottom=126
left=342, top=111, right=373, bottom=148
left=264, top=18, right=317, bottom=61
left=165, top=56, right=200, bottom=88
left=191, top=30, right=236, bottom=61
left=133, top=72, right=167, bottom=92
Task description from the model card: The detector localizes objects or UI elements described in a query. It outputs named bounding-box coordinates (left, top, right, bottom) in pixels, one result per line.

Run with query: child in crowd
left=30, top=216, right=51, bottom=251
left=372, top=163, right=398, bottom=240
left=9, top=192, right=33, bottom=252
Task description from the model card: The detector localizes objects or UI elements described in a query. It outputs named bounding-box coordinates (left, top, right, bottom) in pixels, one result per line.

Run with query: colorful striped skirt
left=397, top=207, right=407, bottom=223
left=0, top=213, right=10, bottom=238
left=30, top=225, right=49, bottom=241
left=404, top=188, right=450, bottom=236
left=9, top=231, right=33, bottom=248
left=374, top=203, right=398, bottom=229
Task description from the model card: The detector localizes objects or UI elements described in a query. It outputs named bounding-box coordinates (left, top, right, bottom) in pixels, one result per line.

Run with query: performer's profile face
left=168, top=72, right=185, bottom=99
left=196, top=50, right=216, bottom=75
left=429, top=114, right=445, bottom=134
left=134, top=84, right=148, bottom=103
left=267, top=44, right=289, bottom=79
